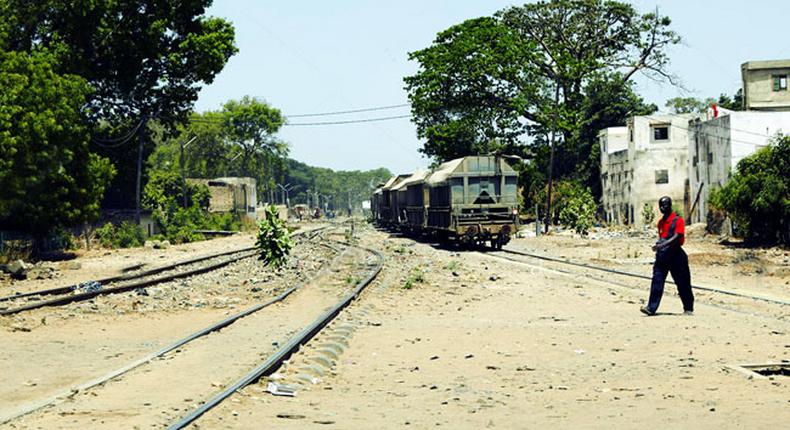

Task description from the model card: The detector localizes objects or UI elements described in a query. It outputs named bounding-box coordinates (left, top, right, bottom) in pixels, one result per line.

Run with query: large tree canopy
left=0, top=49, right=115, bottom=239
left=148, top=97, right=288, bottom=201
left=405, top=0, right=678, bottom=201
left=1, top=0, right=237, bottom=125
left=1, top=0, right=238, bottom=209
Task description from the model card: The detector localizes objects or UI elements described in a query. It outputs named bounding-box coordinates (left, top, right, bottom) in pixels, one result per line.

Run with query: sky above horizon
left=194, top=0, right=790, bottom=174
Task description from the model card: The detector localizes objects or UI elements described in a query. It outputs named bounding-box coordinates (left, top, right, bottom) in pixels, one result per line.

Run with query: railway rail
left=0, top=226, right=329, bottom=316
left=472, top=246, right=789, bottom=322
left=493, top=247, right=790, bottom=307
left=2, top=239, right=383, bottom=429
left=168, top=244, right=383, bottom=429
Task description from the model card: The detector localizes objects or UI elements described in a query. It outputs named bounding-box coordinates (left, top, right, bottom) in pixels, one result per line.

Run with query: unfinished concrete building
left=600, top=114, right=694, bottom=227
left=188, top=177, right=257, bottom=219
left=688, top=109, right=790, bottom=224
left=599, top=127, right=629, bottom=224
left=742, top=59, right=790, bottom=111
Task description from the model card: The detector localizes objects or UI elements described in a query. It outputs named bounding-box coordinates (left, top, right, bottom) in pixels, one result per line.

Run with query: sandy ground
left=195, top=227, right=788, bottom=429
left=1, top=222, right=788, bottom=429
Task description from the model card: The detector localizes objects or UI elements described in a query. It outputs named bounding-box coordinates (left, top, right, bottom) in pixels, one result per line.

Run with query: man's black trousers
left=646, top=246, right=694, bottom=313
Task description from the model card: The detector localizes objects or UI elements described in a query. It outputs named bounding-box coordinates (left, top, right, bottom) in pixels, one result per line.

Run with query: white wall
left=689, top=111, right=790, bottom=223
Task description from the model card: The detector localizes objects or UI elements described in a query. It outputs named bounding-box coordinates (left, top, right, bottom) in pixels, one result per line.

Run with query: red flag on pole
left=711, top=103, right=719, bottom=118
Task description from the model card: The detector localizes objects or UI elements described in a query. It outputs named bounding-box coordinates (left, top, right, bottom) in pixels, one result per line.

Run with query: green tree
left=405, top=0, right=679, bottom=201
left=1, top=0, right=238, bottom=209
left=709, top=136, right=790, bottom=245
left=222, top=96, right=287, bottom=172
left=0, top=49, right=115, bottom=246
left=716, top=89, right=744, bottom=111
left=665, top=97, right=707, bottom=114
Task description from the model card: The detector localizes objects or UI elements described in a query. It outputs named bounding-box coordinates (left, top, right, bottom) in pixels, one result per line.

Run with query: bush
left=256, top=206, right=293, bottom=269
left=709, top=136, right=790, bottom=245
left=535, top=180, right=597, bottom=234
left=557, top=186, right=596, bottom=235
left=642, top=202, right=656, bottom=226
left=143, top=169, right=243, bottom=244
left=96, top=221, right=145, bottom=248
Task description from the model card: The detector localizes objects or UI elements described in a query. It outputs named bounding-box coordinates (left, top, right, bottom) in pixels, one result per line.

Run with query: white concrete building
left=688, top=110, right=790, bottom=223
left=599, top=127, right=629, bottom=224
left=600, top=114, right=694, bottom=227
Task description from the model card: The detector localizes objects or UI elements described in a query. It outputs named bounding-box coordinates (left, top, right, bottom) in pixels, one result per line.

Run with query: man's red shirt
left=657, top=212, right=685, bottom=246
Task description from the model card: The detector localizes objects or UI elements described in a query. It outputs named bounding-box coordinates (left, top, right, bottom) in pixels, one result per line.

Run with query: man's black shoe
left=640, top=306, right=655, bottom=316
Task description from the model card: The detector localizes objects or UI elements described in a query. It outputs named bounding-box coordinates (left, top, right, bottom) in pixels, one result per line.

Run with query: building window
left=773, top=75, right=788, bottom=92
left=707, top=152, right=713, bottom=164
left=629, top=128, right=633, bottom=142
left=652, top=125, right=669, bottom=141
left=655, top=170, right=669, bottom=184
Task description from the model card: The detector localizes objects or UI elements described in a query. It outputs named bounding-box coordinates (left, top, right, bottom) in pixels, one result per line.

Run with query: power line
left=285, top=104, right=409, bottom=118
left=187, top=114, right=413, bottom=126
left=91, top=116, right=146, bottom=148
left=287, top=114, right=412, bottom=126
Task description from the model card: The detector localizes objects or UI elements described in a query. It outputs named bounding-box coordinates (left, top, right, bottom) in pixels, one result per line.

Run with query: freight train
left=372, top=156, right=519, bottom=248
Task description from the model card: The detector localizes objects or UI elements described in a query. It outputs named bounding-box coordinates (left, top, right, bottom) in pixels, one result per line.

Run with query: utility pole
left=544, top=76, right=560, bottom=234
left=135, top=115, right=148, bottom=225
left=277, top=183, right=293, bottom=208
left=347, top=189, right=352, bottom=217
left=180, top=136, right=197, bottom=208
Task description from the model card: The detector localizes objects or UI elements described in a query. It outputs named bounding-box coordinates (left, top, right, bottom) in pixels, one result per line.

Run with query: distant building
left=741, top=59, right=790, bottom=111
left=599, top=127, right=629, bottom=224
left=688, top=110, right=790, bottom=224
left=188, top=177, right=257, bottom=219
left=600, top=114, right=694, bottom=227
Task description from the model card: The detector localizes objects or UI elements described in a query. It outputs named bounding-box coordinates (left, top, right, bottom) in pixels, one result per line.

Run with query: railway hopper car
left=404, top=170, right=431, bottom=231
left=424, top=156, right=518, bottom=248
left=375, top=174, right=410, bottom=226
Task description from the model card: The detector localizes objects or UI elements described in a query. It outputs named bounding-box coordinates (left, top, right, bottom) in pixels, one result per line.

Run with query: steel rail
left=0, top=226, right=330, bottom=315
left=0, top=248, right=252, bottom=304
left=167, top=246, right=384, bottom=430
left=0, top=251, right=256, bottom=315
left=0, top=234, right=343, bottom=425
left=499, top=248, right=790, bottom=306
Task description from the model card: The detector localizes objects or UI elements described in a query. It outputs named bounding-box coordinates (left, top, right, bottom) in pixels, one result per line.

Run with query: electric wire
left=285, top=103, right=410, bottom=118
left=90, top=116, right=146, bottom=148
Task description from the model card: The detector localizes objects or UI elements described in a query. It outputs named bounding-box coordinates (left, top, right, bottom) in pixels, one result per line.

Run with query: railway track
left=3, top=240, right=383, bottom=429
left=479, top=247, right=789, bottom=320
left=0, top=226, right=329, bottom=316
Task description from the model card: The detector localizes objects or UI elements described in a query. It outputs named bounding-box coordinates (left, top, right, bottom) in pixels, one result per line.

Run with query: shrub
left=95, top=221, right=145, bottom=248
left=642, top=202, right=655, bottom=226
left=533, top=180, right=597, bottom=231
left=256, top=206, right=293, bottom=269
left=709, top=136, right=790, bottom=245
left=558, top=187, right=596, bottom=235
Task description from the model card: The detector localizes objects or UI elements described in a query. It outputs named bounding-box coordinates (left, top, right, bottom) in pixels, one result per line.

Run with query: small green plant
left=256, top=206, right=293, bottom=269
left=403, top=266, right=425, bottom=289
left=642, top=202, right=655, bottom=226
left=444, top=261, right=462, bottom=271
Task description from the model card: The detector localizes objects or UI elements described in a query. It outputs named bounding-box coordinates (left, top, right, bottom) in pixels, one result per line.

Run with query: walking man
left=640, top=196, right=694, bottom=316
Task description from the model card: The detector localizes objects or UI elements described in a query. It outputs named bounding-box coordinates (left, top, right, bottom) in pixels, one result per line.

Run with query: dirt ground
left=1, top=222, right=788, bottom=429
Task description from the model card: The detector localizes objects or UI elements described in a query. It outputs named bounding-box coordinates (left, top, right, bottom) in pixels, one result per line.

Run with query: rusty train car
left=372, top=156, right=519, bottom=248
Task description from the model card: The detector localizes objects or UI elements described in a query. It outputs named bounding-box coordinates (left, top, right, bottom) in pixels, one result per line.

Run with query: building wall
left=601, top=114, right=691, bottom=228
left=188, top=177, right=257, bottom=218
left=599, top=127, right=629, bottom=223
left=689, top=111, right=790, bottom=223
left=742, top=60, right=790, bottom=111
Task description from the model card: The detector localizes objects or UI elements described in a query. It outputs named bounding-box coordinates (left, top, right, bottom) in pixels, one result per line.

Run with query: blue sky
left=194, top=1, right=790, bottom=174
